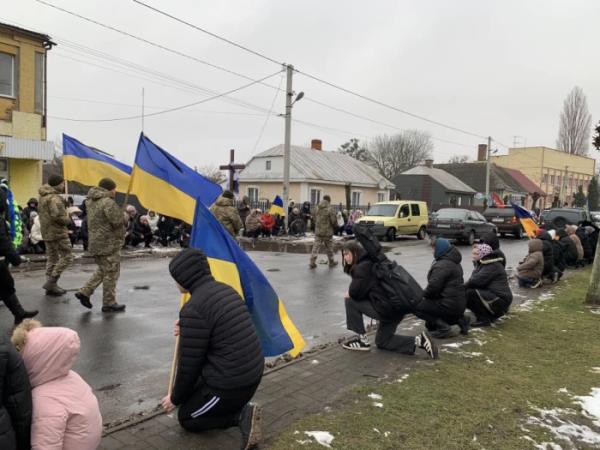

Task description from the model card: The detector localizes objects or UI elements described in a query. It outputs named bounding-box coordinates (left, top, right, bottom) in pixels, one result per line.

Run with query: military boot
left=309, top=257, right=317, bottom=269
left=43, top=276, right=67, bottom=296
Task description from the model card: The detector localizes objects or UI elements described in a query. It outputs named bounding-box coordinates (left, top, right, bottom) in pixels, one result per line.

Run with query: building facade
left=491, top=147, right=596, bottom=208
left=0, top=22, right=55, bottom=204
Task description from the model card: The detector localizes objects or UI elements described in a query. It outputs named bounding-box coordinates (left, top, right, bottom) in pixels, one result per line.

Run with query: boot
left=43, top=276, right=66, bottom=296
left=457, top=315, right=471, bottom=335
left=430, top=319, right=457, bottom=339
left=328, top=259, right=339, bottom=268
left=3, top=294, right=38, bottom=325
left=309, top=257, right=317, bottom=269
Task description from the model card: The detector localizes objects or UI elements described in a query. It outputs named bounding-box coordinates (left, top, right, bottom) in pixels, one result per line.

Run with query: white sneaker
left=342, top=337, right=371, bottom=351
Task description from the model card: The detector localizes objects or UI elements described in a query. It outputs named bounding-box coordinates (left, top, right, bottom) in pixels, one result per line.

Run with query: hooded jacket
left=169, top=249, right=264, bottom=406
left=0, top=336, right=31, bottom=450
left=567, top=226, right=584, bottom=260
left=517, top=239, right=544, bottom=279
left=21, top=328, right=102, bottom=450
left=423, top=241, right=466, bottom=313
left=576, top=226, right=595, bottom=260
left=479, top=231, right=507, bottom=267
left=37, top=185, right=70, bottom=242
left=314, top=200, right=337, bottom=238
left=245, top=211, right=262, bottom=233
left=86, top=186, right=126, bottom=256
left=536, top=232, right=555, bottom=276
left=465, top=250, right=513, bottom=304
left=210, top=196, right=243, bottom=237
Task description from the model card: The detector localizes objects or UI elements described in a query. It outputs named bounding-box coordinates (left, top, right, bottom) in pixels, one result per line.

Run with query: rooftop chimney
left=425, top=159, right=434, bottom=168
left=311, top=139, right=322, bottom=151
left=477, top=144, right=488, bottom=162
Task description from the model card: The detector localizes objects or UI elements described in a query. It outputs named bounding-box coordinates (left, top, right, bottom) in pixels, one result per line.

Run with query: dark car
left=483, top=207, right=524, bottom=239
left=427, top=208, right=497, bottom=245
left=540, top=208, right=591, bottom=230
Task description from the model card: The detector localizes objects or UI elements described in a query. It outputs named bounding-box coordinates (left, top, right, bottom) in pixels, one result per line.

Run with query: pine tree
left=573, top=185, right=587, bottom=207
left=588, top=176, right=599, bottom=211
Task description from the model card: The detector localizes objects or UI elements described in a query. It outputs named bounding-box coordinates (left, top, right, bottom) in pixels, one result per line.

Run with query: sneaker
left=417, top=331, right=439, bottom=359
left=75, top=292, right=93, bottom=309
left=101, top=304, right=126, bottom=313
left=239, top=403, right=261, bottom=450
left=342, top=337, right=371, bottom=351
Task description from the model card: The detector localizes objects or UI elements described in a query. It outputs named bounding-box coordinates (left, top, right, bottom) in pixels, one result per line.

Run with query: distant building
left=238, top=139, right=394, bottom=208
left=491, top=146, right=595, bottom=208
left=393, top=160, right=476, bottom=210
left=0, top=22, right=55, bottom=204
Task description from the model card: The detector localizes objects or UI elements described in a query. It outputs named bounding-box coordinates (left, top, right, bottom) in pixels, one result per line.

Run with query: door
left=407, top=203, right=421, bottom=234
left=395, top=203, right=411, bottom=235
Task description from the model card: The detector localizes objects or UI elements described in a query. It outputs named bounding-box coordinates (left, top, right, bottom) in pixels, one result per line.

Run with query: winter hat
left=169, top=248, right=211, bottom=291
left=48, top=174, right=64, bottom=187
left=222, top=190, right=234, bottom=200
left=548, top=229, right=557, bottom=240
left=433, top=238, right=451, bottom=259
left=476, top=243, right=493, bottom=259
left=479, top=231, right=500, bottom=250
left=99, top=177, right=117, bottom=191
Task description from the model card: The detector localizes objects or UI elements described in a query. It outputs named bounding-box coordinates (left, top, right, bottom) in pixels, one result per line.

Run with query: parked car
left=356, top=201, right=429, bottom=241
left=427, top=208, right=497, bottom=245
left=483, top=207, right=524, bottom=239
left=590, top=211, right=600, bottom=228
left=539, top=208, right=591, bottom=230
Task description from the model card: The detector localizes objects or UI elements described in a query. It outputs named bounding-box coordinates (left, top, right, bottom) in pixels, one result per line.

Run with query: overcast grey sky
left=5, top=0, right=600, bottom=169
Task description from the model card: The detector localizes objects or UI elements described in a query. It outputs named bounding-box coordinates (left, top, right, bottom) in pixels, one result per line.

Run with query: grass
left=269, top=270, right=600, bottom=450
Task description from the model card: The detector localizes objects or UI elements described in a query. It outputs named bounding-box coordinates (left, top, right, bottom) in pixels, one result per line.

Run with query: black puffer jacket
left=576, top=227, right=594, bottom=260
left=537, top=232, right=555, bottom=276
left=559, top=232, right=578, bottom=266
left=423, top=246, right=466, bottom=313
left=0, top=336, right=32, bottom=450
left=465, top=250, right=512, bottom=304
left=169, top=249, right=264, bottom=405
left=480, top=232, right=506, bottom=267
left=551, top=239, right=566, bottom=272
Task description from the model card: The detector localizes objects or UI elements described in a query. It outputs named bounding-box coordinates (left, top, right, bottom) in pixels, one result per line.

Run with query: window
left=35, top=52, right=45, bottom=114
left=265, top=160, right=271, bottom=171
left=410, top=204, right=421, bottom=216
left=550, top=175, right=555, bottom=184
left=310, top=189, right=321, bottom=205
left=543, top=173, right=548, bottom=184
left=377, top=192, right=386, bottom=202
left=248, top=187, right=258, bottom=203
left=557, top=176, right=561, bottom=186
left=398, top=204, right=410, bottom=218
left=351, top=191, right=361, bottom=207
left=0, top=52, right=15, bottom=97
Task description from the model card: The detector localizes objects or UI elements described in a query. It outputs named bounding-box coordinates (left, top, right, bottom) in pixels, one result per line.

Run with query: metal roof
left=240, top=145, right=395, bottom=189
left=434, top=162, right=527, bottom=194
left=0, top=136, right=55, bottom=161
left=401, top=165, right=476, bottom=193
left=501, top=167, right=546, bottom=195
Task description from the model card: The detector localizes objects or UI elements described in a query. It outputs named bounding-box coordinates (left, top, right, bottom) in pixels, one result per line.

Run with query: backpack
left=352, top=223, right=423, bottom=314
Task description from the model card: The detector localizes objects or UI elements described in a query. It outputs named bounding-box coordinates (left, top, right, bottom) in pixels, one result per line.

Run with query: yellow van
left=356, top=201, right=429, bottom=241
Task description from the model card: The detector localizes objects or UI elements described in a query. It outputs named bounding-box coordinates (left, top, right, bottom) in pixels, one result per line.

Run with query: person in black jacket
left=479, top=231, right=506, bottom=267
left=340, top=241, right=438, bottom=358
left=162, top=249, right=263, bottom=450
left=413, top=238, right=467, bottom=338
left=464, top=243, right=513, bottom=327
left=536, top=230, right=560, bottom=283
left=558, top=229, right=578, bottom=267
left=547, top=230, right=566, bottom=273
left=0, top=336, right=32, bottom=450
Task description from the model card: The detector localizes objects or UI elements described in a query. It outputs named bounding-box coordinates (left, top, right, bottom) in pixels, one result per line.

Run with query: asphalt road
left=5, top=237, right=529, bottom=423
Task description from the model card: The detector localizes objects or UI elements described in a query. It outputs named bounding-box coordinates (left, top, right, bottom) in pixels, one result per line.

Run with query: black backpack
left=352, top=223, right=423, bottom=314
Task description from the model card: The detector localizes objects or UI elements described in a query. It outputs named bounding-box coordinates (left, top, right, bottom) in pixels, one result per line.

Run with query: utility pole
left=282, top=64, right=293, bottom=232
left=485, top=136, right=492, bottom=206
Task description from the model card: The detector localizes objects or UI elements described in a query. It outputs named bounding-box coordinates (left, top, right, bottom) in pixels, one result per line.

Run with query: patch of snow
left=311, top=360, right=319, bottom=365
left=486, top=359, right=495, bottom=364
left=368, top=393, right=382, bottom=400
left=557, top=388, right=569, bottom=394
left=590, top=310, right=600, bottom=315
left=373, top=428, right=380, bottom=434
left=372, top=402, right=384, bottom=408
left=443, top=340, right=471, bottom=349
left=396, top=374, right=410, bottom=383
left=527, top=407, right=600, bottom=446
left=473, top=339, right=486, bottom=346
left=575, top=388, right=600, bottom=427
left=384, top=431, right=390, bottom=438
left=590, top=367, right=600, bottom=374
left=296, top=439, right=311, bottom=445
left=304, top=431, right=335, bottom=448
left=458, top=351, right=483, bottom=358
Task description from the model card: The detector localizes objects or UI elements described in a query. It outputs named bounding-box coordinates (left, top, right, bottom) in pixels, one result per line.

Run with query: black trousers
left=0, top=261, right=25, bottom=318
left=345, top=298, right=416, bottom=355
left=465, top=289, right=509, bottom=322
left=178, top=383, right=259, bottom=432
left=413, top=298, right=464, bottom=326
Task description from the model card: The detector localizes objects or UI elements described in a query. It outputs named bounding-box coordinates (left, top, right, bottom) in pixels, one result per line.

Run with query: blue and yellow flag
left=511, top=202, right=539, bottom=238
left=269, top=195, right=285, bottom=216
left=63, top=134, right=132, bottom=193
left=190, top=198, right=305, bottom=357
left=130, top=133, right=222, bottom=223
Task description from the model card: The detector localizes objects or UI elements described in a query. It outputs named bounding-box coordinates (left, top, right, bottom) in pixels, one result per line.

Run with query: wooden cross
left=219, top=149, right=246, bottom=193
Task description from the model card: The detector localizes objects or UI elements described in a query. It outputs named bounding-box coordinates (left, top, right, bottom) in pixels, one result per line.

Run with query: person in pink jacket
left=11, top=321, right=102, bottom=450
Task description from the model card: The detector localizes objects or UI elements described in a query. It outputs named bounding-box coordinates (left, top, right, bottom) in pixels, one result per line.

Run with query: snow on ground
left=518, top=291, right=555, bottom=312
left=590, top=367, right=600, bottom=374
left=368, top=393, right=382, bottom=400
left=304, top=431, right=335, bottom=448
left=575, top=388, right=600, bottom=427
left=443, top=341, right=471, bottom=349
left=372, top=402, right=384, bottom=408
left=525, top=405, right=600, bottom=447
left=396, top=374, right=409, bottom=383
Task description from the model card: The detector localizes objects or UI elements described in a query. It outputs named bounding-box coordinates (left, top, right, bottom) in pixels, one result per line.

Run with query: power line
left=49, top=70, right=282, bottom=122
left=250, top=72, right=285, bottom=157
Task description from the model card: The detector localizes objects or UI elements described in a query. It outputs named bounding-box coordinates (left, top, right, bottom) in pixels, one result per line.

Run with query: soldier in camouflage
left=75, top=178, right=127, bottom=312
left=38, top=174, right=74, bottom=296
left=209, top=190, right=243, bottom=238
left=309, top=195, right=339, bottom=269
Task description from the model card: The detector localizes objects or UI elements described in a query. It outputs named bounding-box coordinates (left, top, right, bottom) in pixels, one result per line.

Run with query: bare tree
left=196, top=164, right=226, bottom=184
left=367, top=130, right=433, bottom=180
left=338, top=138, right=372, bottom=163
left=447, top=155, right=470, bottom=164
left=557, top=86, right=592, bottom=155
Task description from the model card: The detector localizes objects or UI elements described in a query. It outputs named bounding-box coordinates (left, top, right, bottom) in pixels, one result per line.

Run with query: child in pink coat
left=12, top=320, right=102, bottom=450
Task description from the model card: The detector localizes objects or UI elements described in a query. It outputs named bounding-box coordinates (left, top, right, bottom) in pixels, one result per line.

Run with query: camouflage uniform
left=79, top=186, right=126, bottom=306
left=210, top=196, right=243, bottom=237
left=38, top=184, right=74, bottom=278
left=310, top=199, right=338, bottom=267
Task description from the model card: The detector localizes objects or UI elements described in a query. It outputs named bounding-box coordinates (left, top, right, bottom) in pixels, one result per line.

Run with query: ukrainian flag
left=63, top=134, right=132, bottom=193
left=511, top=202, right=539, bottom=238
left=190, top=198, right=305, bottom=357
left=129, top=133, right=222, bottom=224
left=269, top=195, right=285, bottom=216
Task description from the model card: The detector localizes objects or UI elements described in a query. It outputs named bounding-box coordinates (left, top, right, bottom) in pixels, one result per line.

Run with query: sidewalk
left=99, top=334, right=433, bottom=450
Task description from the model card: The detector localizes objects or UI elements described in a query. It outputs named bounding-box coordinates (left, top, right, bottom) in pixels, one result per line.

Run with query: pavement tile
left=98, top=435, right=124, bottom=450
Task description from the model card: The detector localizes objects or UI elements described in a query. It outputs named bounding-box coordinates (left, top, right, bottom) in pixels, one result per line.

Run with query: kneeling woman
left=464, top=244, right=513, bottom=327
left=341, top=241, right=438, bottom=359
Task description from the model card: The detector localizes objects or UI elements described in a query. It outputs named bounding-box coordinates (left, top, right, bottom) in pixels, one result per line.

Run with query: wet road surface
left=5, top=238, right=528, bottom=423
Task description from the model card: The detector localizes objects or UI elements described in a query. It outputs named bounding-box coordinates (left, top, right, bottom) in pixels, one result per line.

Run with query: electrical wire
left=249, top=72, right=285, bottom=157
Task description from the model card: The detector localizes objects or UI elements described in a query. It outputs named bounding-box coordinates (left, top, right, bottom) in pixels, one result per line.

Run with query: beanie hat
left=476, top=243, right=493, bottom=259
left=48, top=174, right=64, bottom=187
left=434, top=238, right=451, bottom=259
left=169, top=248, right=211, bottom=290
left=222, top=190, right=234, bottom=200
left=99, top=178, right=117, bottom=191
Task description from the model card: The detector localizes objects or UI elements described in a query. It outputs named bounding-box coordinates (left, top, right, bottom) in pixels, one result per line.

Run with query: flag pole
left=167, top=335, right=179, bottom=397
